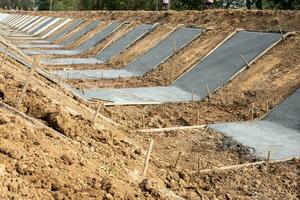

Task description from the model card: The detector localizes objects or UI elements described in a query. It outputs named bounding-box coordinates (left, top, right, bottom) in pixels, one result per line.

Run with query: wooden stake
left=197, top=155, right=200, bottom=174
left=141, top=115, right=145, bottom=129
left=0, top=47, right=9, bottom=67
left=80, top=84, right=85, bottom=95
left=266, top=101, right=269, bottom=112
left=206, top=85, right=210, bottom=99
left=123, top=78, right=126, bottom=88
left=267, top=150, right=271, bottom=162
left=174, top=152, right=183, bottom=169
left=173, top=39, right=176, bottom=53
left=278, top=24, right=285, bottom=43
left=240, top=55, right=250, bottom=69
left=251, top=103, right=254, bottom=120
left=93, top=102, right=102, bottom=122
left=192, top=90, right=195, bottom=101
left=196, top=110, right=200, bottom=125
left=16, top=56, right=40, bottom=110
left=142, top=139, right=154, bottom=179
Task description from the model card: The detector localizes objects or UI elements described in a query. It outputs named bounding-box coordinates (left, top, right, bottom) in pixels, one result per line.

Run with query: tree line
left=0, top=0, right=299, bottom=11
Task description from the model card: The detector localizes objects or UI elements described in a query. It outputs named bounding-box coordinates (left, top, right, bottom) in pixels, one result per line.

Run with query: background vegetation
left=0, top=0, right=299, bottom=11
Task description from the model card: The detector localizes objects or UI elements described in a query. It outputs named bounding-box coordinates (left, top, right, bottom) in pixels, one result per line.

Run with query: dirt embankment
left=13, top=9, right=300, bottom=31
left=0, top=9, right=299, bottom=199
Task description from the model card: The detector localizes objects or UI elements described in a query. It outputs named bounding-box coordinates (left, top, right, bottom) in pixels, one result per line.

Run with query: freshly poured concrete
left=29, top=17, right=55, bottom=35
left=77, top=31, right=282, bottom=104
left=209, top=88, right=300, bottom=160
left=19, top=20, right=101, bottom=49
left=42, top=23, right=156, bottom=65
left=52, top=27, right=203, bottom=75
left=33, top=18, right=61, bottom=36
left=41, top=18, right=72, bottom=39
left=15, top=19, right=82, bottom=44
left=25, top=21, right=122, bottom=55
left=44, top=19, right=83, bottom=43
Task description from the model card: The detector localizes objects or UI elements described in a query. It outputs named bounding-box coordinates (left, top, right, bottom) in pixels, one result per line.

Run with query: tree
left=0, top=0, right=33, bottom=10
left=35, top=0, right=50, bottom=10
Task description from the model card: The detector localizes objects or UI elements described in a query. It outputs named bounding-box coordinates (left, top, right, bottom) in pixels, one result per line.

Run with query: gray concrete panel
left=19, top=20, right=101, bottom=49
left=41, top=57, right=102, bottom=65
left=173, top=31, right=282, bottom=96
left=265, top=88, right=300, bottom=131
left=78, top=31, right=282, bottom=104
left=24, top=21, right=122, bottom=55
left=55, top=69, right=134, bottom=79
left=83, top=86, right=194, bottom=103
left=76, top=21, right=122, bottom=52
left=95, top=24, right=155, bottom=62
left=50, top=27, right=201, bottom=70
left=28, top=17, right=54, bottom=35
left=209, top=121, right=300, bottom=160
left=125, top=27, right=204, bottom=75
left=41, top=23, right=155, bottom=65
left=48, top=19, right=83, bottom=42
left=209, top=88, right=300, bottom=160
left=61, top=20, right=101, bottom=46
left=19, top=16, right=41, bottom=30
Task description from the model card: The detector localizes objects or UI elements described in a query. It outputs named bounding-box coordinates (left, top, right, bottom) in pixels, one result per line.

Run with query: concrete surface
left=26, top=21, right=122, bottom=55
left=51, top=27, right=203, bottom=75
left=41, top=23, right=155, bottom=65
left=19, top=19, right=101, bottom=49
left=79, top=31, right=282, bottom=104
left=209, top=88, right=300, bottom=160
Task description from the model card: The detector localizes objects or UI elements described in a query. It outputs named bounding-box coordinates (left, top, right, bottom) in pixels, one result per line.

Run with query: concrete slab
left=78, top=31, right=282, bottom=104
left=25, top=17, right=48, bottom=33
left=41, top=18, right=72, bottom=39
left=19, top=16, right=40, bottom=30
left=172, top=31, right=282, bottom=96
left=25, top=21, right=122, bottom=55
left=41, top=23, right=156, bottom=65
left=47, top=19, right=83, bottom=43
left=15, top=16, right=33, bottom=28
left=83, top=86, right=194, bottom=103
left=55, top=69, right=134, bottom=79
left=209, top=88, right=300, bottom=160
left=21, top=19, right=82, bottom=44
left=28, top=17, right=55, bottom=35
left=33, top=18, right=61, bottom=36
left=94, top=23, right=156, bottom=63
left=19, top=19, right=101, bottom=49
left=51, top=27, right=203, bottom=73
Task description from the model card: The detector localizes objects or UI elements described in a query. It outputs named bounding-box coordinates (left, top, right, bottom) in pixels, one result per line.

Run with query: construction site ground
left=0, top=9, right=299, bottom=199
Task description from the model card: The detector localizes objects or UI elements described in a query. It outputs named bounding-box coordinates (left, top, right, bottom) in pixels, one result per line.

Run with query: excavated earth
left=0, top=9, right=299, bottom=199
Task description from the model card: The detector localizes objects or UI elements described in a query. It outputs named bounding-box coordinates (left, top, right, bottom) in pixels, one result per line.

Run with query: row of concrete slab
left=0, top=13, right=299, bottom=160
